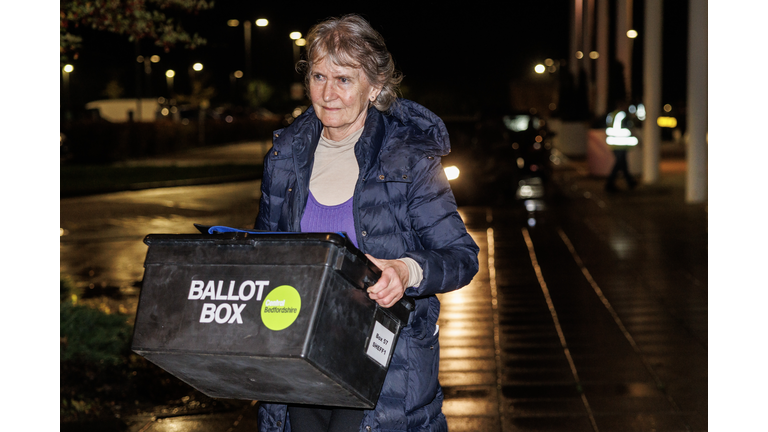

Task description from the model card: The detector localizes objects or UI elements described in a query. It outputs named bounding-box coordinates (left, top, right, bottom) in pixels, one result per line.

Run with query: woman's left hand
left=365, top=255, right=408, bottom=308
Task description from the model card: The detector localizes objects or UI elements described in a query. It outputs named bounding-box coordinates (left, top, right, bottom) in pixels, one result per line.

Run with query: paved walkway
left=436, top=152, right=707, bottom=431
left=107, top=144, right=707, bottom=432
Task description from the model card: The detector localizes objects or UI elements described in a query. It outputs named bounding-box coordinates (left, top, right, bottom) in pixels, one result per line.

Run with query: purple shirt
left=300, top=191, right=358, bottom=248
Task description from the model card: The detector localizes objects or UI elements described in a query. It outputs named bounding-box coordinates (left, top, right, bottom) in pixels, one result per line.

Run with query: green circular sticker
left=261, top=285, right=301, bottom=331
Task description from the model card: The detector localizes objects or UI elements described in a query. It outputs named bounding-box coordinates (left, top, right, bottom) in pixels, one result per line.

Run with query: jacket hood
left=284, top=100, right=450, bottom=157
left=387, top=99, right=451, bottom=156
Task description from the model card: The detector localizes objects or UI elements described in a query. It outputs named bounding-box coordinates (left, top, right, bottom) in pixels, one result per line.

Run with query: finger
left=375, top=290, right=403, bottom=308
left=367, top=273, right=389, bottom=295
left=370, top=281, right=404, bottom=307
left=368, top=281, right=392, bottom=302
left=366, top=254, right=383, bottom=270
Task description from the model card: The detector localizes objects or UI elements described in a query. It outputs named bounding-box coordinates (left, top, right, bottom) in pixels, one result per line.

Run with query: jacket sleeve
left=402, top=155, right=479, bottom=297
left=254, top=144, right=274, bottom=231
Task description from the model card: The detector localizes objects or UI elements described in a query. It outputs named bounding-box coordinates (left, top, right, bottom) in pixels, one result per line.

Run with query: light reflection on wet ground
left=437, top=158, right=706, bottom=431
left=61, top=156, right=707, bottom=431
left=60, top=181, right=261, bottom=323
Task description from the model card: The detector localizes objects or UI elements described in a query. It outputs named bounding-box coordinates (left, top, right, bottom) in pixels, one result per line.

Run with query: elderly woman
left=255, top=14, right=479, bottom=432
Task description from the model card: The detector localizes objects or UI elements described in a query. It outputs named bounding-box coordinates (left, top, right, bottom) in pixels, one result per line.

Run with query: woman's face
left=309, top=58, right=381, bottom=141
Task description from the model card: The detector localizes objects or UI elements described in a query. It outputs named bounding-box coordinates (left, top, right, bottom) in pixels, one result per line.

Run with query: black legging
left=287, top=405, right=365, bottom=432
left=607, top=149, right=636, bottom=187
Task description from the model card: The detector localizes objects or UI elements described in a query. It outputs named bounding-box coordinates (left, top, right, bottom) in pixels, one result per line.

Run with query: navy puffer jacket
left=255, top=99, right=479, bottom=432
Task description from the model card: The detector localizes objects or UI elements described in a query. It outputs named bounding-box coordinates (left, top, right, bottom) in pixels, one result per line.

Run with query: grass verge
left=61, top=164, right=263, bottom=197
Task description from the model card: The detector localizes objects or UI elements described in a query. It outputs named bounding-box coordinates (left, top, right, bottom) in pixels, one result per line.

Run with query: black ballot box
left=131, top=231, right=414, bottom=409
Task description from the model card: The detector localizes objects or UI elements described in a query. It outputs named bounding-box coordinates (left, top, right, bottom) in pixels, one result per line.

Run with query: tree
left=245, top=80, right=275, bottom=109
left=60, top=0, right=213, bottom=62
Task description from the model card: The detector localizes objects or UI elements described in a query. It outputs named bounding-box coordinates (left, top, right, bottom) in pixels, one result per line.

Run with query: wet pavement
left=60, top=142, right=707, bottom=431
left=438, top=155, right=707, bottom=431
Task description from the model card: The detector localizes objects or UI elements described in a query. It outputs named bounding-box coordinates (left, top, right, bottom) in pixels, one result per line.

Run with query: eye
left=338, top=77, right=350, bottom=84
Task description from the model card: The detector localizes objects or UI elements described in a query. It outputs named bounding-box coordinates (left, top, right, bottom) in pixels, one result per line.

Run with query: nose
left=322, top=82, right=336, bottom=102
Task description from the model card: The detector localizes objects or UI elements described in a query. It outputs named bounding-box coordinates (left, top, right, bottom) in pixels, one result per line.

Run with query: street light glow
left=290, top=32, right=302, bottom=40
left=534, top=64, right=546, bottom=74
left=296, top=38, right=307, bottom=47
left=444, top=166, right=460, bottom=181
left=657, top=116, right=678, bottom=128
left=193, top=63, right=203, bottom=71
left=227, top=19, right=239, bottom=27
left=166, top=69, right=175, bottom=78
left=234, top=70, right=243, bottom=79
left=627, top=29, right=638, bottom=38
left=589, top=51, right=599, bottom=59
left=150, top=55, right=160, bottom=63
left=63, top=64, right=74, bottom=73
left=255, top=18, right=269, bottom=27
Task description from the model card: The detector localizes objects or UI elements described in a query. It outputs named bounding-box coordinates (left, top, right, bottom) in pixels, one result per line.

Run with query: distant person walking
left=605, top=101, right=638, bottom=192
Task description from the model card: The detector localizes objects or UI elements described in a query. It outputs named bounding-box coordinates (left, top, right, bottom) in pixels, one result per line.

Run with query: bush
left=59, top=277, right=220, bottom=425
left=60, top=278, right=132, bottom=366
left=60, top=302, right=133, bottom=366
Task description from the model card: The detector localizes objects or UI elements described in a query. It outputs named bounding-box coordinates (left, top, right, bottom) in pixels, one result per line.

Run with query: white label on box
left=366, top=321, right=395, bottom=367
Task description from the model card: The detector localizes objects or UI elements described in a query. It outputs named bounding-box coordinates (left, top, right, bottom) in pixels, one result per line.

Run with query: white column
left=643, top=0, right=663, bottom=184
left=583, top=0, right=594, bottom=110
left=616, top=0, right=631, bottom=99
left=571, top=0, right=583, bottom=78
left=595, top=0, right=609, bottom=116
left=686, top=0, right=708, bottom=203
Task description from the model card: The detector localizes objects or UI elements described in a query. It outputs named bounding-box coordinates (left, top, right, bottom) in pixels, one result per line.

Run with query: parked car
left=441, top=111, right=553, bottom=207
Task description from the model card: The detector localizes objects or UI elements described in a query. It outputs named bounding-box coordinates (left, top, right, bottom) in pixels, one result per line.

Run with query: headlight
left=444, top=166, right=460, bottom=181
left=516, top=177, right=545, bottom=199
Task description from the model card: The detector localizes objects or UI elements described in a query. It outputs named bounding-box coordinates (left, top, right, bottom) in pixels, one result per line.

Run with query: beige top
left=309, top=127, right=423, bottom=288
left=310, top=128, right=363, bottom=206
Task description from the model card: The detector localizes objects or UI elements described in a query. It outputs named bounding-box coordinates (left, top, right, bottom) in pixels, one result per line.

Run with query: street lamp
left=534, top=59, right=560, bottom=114
left=241, top=18, right=269, bottom=80
left=62, top=64, right=74, bottom=121
left=544, top=58, right=557, bottom=73
left=165, top=69, right=175, bottom=95
left=290, top=32, right=303, bottom=67
left=230, top=70, right=244, bottom=102
left=244, top=20, right=252, bottom=79
left=137, top=55, right=161, bottom=96
left=193, top=62, right=204, bottom=72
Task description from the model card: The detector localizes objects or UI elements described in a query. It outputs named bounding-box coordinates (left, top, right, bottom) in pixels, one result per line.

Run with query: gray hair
left=297, top=14, right=403, bottom=112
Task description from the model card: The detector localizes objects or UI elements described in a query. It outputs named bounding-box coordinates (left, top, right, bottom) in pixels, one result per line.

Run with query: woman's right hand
left=365, top=255, right=408, bottom=308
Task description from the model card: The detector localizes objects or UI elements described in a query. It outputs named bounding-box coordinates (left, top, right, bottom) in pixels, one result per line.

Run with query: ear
left=369, top=86, right=383, bottom=102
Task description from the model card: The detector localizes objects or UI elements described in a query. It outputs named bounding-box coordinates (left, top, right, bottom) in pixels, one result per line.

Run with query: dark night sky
left=64, top=0, right=691, bottom=115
